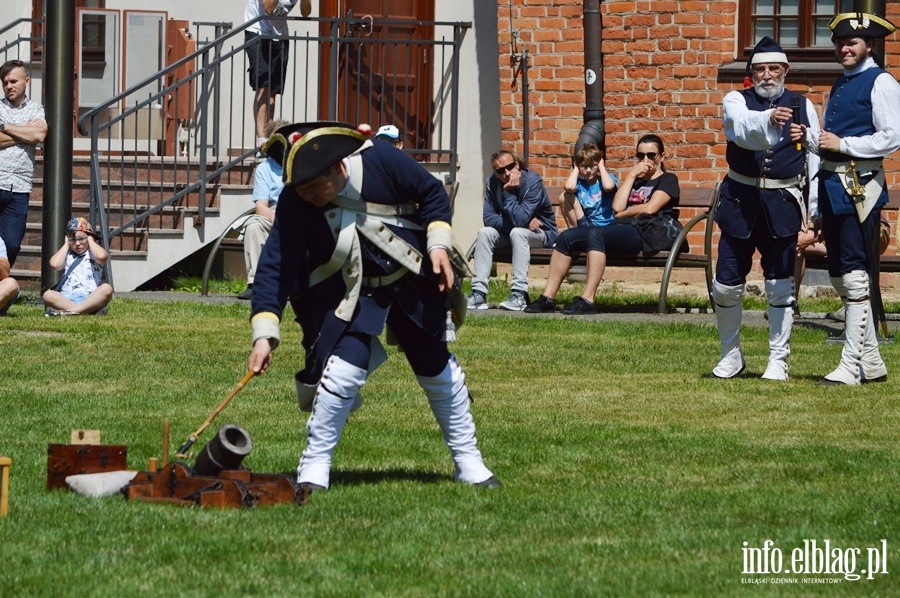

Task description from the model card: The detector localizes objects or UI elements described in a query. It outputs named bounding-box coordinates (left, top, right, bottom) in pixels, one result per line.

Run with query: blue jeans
left=0, top=189, right=29, bottom=266
left=472, top=226, right=546, bottom=295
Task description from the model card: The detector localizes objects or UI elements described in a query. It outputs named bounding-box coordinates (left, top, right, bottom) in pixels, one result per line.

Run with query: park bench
left=466, top=185, right=720, bottom=314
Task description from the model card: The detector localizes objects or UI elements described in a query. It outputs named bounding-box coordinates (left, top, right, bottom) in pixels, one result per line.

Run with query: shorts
left=245, top=32, right=290, bottom=95
left=64, top=292, right=90, bottom=304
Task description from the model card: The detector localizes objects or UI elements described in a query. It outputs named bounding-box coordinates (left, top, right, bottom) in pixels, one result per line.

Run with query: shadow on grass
left=331, top=468, right=448, bottom=486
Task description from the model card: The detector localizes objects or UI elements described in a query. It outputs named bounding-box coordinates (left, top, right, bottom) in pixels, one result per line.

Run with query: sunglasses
left=636, top=152, right=659, bottom=161
left=68, top=235, right=89, bottom=243
left=494, top=162, right=516, bottom=176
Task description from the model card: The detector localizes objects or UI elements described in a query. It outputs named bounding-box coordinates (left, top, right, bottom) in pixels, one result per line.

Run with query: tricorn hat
left=743, top=36, right=788, bottom=87
left=830, top=12, right=897, bottom=41
left=262, top=122, right=371, bottom=186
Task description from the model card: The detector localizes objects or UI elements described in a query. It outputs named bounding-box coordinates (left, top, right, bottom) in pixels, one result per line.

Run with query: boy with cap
left=247, top=122, right=499, bottom=498
left=791, top=12, right=900, bottom=385
left=711, top=36, right=820, bottom=381
left=375, top=124, right=403, bottom=149
left=42, top=217, right=113, bottom=315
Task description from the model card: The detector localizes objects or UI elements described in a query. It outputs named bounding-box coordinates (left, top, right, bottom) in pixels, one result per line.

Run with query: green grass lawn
left=1, top=296, right=897, bottom=596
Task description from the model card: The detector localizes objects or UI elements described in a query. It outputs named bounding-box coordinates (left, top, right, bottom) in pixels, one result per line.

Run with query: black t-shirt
left=625, top=172, right=680, bottom=212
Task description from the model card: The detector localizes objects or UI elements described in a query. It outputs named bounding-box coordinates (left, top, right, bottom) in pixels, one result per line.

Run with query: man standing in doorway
left=244, top=0, right=313, bottom=148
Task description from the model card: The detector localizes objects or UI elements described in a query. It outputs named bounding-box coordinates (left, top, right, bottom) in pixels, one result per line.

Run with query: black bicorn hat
left=829, top=12, right=897, bottom=41
left=261, top=122, right=373, bottom=186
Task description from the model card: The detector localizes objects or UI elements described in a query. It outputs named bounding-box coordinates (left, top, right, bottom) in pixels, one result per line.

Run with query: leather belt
left=361, top=267, right=407, bottom=288
left=820, top=159, right=883, bottom=173
left=727, top=169, right=802, bottom=189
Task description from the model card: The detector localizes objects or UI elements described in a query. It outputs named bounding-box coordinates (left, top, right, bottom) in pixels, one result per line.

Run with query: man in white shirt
left=0, top=60, right=47, bottom=271
left=796, top=12, right=900, bottom=386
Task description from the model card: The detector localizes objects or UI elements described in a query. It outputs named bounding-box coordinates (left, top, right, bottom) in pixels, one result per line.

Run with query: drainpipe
left=42, top=0, right=75, bottom=292
left=576, top=0, right=604, bottom=153
left=854, top=0, right=886, bottom=61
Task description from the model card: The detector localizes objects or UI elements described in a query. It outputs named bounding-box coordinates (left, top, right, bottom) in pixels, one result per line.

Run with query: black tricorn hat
left=262, top=122, right=371, bottom=186
left=830, top=12, right=897, bottom=41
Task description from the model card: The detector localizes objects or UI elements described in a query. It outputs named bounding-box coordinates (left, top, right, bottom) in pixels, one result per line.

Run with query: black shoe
left=523, top=295, right=555, bottom=313
left=237, top=286, right=253, bottom=300
left=295, top=482, right=326, bottom=505
left=475, top=476, right=502, bottom=488
left=561, top=297, right=598, bottom=315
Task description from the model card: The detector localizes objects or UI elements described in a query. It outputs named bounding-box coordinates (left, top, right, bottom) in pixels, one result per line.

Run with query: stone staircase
left=14, top=155, right=256, bottom=291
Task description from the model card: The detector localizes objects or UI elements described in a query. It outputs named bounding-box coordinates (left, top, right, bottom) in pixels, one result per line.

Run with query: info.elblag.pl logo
left=741, top=540, right=888, bottom=583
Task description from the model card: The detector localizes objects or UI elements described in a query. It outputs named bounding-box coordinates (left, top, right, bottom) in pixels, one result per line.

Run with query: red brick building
left=496, top=1, right=900, bottom=286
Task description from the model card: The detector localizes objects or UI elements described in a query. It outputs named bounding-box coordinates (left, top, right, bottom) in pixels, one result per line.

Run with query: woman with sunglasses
left=612, top=134, right=681, bottom=226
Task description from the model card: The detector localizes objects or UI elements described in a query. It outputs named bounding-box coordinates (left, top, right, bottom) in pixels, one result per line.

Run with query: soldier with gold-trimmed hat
left=247, top=122, right=499, bottom=497
left=791, top=12, right=899, bottom=385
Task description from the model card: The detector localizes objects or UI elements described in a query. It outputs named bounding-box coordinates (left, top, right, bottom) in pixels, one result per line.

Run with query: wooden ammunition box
left=47, top=444, right=128, bottom=490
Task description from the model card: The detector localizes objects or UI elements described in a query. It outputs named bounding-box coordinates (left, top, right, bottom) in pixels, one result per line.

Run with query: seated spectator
left=467, top=149, right=558, bottom=311
left=525, top=135, right=679, bottom=314
left=375, top=124, right=403, bottom=149
left=524, top=143, right=619, bottom=314
left=0, top=234, right=19, bottom=316
left=238, top=118, right=288, bottom=301
left=42, top=217, right=113, bottom=315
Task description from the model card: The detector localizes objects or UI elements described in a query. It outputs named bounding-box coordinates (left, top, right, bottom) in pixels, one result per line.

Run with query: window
left=738, top=0, right=854, bottom=62
left=30, top=0, right=105, bottom=62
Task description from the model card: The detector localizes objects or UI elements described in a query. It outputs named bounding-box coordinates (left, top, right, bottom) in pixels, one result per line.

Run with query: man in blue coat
left=248, top=122, right=499, bottom=498
left=712, top=36, right=820, bottom=381
left=795, top=12, right=899, bottom=385
left=468, top=150, right=558, bottom=311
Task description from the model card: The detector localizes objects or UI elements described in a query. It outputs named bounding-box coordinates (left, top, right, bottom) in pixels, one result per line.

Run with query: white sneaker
left=498, top=292, right=528, bottom=311
left=466, top=293, right=488, bottom=310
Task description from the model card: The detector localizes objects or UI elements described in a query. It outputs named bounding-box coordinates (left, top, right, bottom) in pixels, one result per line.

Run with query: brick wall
left=497, top=0, right=900, bottom=288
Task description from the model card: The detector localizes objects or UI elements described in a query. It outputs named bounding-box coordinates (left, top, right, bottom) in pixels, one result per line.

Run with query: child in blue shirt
left=560, top=143, right=618, bottom=228
left=525, top=143, right=625, bottom=315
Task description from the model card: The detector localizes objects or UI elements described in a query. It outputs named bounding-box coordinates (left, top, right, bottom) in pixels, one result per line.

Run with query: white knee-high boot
left=297, top=356, right=368, bottom=489
left=762, top=278, right=794, bottom=381
left=417, top=356, right=498, bottom=486
left=823, top=272, right=870, bottom=386
left=860, top=288, right=888, bottom=383
left=712, top=280, right=745, bottom=378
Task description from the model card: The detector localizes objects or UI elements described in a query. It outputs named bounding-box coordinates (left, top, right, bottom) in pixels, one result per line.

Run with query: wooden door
left=320, top=0, right=434, bottom=152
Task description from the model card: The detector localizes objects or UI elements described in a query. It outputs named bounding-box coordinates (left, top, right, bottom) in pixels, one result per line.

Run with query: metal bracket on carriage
left=125, top=462, right=303, bottom=508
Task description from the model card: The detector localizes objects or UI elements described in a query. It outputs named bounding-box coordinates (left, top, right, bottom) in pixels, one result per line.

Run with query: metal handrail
left=71, top=13, right=469, bottom=289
